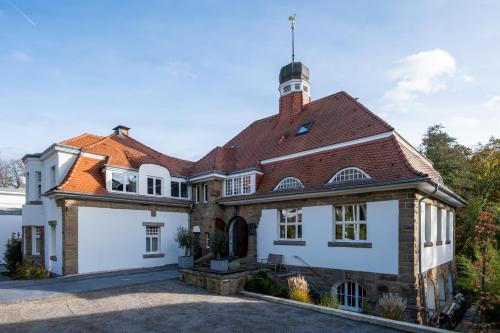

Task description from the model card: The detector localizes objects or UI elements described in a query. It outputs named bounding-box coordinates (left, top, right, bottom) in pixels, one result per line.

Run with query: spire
left=289, top=14, right=296, bottom=64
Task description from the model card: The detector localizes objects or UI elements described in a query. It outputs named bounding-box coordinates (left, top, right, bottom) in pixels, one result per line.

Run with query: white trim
left=274, top=177, right=304, bottom=191
left=260, top=131, right=394, bottom=165
left=328, top=167, right=371, bottom=184
left=81, top=152, right=107, bottom=160
left=279, top=79, right=311, bottom=97
left=189, top=169, right=263, bottom=183
left=394, top=132, right=434, bottom=167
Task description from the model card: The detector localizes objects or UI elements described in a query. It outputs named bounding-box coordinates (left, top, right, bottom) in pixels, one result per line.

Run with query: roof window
left=296, top=122, right=313, bottom=136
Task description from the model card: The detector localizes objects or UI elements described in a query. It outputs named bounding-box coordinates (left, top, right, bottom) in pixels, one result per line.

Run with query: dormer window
left=329, top=167, right=370, bottom=184
left=296, top=122, right=313, bottom=136
left=274, top=177, right=304, bottom=191
left=294, top=83, right=300, bottom=90
left=147, top=177, right=162, bottom=196
left=112, top=172, right=137, bottom=193
left=283, top=85, right=291, bottom=93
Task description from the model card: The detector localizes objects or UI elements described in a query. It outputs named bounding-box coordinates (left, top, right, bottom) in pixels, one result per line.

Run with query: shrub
left=288, top=275, right=312, bottom=303
left=377, top=293, right=407, bottom=320
left=319, top=293, right=340, bottom=309
left=175, top=226, right=194, bottom=256
left=244, top=272, right=286, bottom=297
left=3, top=233, right=22, bottom=274
left=14, top=261, right=50, bottom=280
left=209, top=230, right=228, bottom=260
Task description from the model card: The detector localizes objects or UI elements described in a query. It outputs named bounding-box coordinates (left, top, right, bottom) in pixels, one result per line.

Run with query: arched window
left=328, top=167, right=370, bottom=184
left=274, top=177, right=304, bottom=191
left=447, top=272, right=453, bottom=296
left=426, top=281, right=436, bottom=315
left=332, top=281, right=366, bottom=312
left=439, top=277, right=446, bottom=306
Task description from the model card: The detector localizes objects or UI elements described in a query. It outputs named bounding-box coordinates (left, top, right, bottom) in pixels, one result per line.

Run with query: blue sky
left=1, top=0, right=499, bottom=161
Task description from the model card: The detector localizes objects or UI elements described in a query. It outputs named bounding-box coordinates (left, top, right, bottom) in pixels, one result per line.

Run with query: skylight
left=296, top=122, right=313, bottom=136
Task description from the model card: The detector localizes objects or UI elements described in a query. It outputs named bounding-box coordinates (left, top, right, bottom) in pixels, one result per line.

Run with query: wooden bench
left=260, top=254, right=283, bottom=272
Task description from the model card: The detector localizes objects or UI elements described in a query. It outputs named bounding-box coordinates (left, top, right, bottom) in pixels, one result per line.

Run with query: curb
left=240, top=291, right=450, bottom=333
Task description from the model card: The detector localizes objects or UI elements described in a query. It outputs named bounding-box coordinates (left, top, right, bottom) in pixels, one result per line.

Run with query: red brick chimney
left=277, top=62, right=311, bottom=124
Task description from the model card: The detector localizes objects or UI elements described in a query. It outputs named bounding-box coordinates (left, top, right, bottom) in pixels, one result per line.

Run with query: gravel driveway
left=0, top=279, right=400, bottom=333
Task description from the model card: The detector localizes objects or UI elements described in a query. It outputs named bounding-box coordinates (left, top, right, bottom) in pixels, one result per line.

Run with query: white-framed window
left=32, top=226, right=41, bottom=255
left=194, top=185, right=201, bottom=203
left=171, top=181, right=188, bottom=198
left=225, top=175, right=252, bottom=196
left=329, top=167, right=370, bottom=184
left=145, top=226, right=160, bottom=253
left=50, top=166, right=56, bottom=188
left=437, top=208, right=442, bottom=243
left=446, top=210, right=453, bottom=243
left=334, top=281, right=366, bottom=312
left=147, top=176, right=162, bottom=196
left=425, top=204, right=432, bottom=244
left=334, top=204, right=367, bottom=241
left=112, top=172, right=138, bottom=193
left=203, top=184, right=208, bottom=203
left=274, top=177, right=304, bottom=191
left=35, top=171, right=42, bottom=200
left=278, top=208, right=302, bottom=240
left=50, top=224, right=56, bottom=257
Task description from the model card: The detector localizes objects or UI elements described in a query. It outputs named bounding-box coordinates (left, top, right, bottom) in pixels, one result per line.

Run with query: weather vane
left=289, top=14, right=296, bottom=63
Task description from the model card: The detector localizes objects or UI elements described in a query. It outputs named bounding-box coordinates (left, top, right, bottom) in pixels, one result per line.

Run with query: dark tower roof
left=279, top=62, right=310, bottom=84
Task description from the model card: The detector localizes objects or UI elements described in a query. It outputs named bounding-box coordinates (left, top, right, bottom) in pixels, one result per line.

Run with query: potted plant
left=175, top=226, right=194, bottom=269
left=209, top=230, right=229, bottom=272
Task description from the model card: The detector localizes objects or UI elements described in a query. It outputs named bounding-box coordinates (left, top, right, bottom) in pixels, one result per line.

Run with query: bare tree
left=0, top=155, right=25, bottom=188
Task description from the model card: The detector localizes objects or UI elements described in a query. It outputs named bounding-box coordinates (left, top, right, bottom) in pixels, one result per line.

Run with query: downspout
left=418, top=182, right=439, bottom=323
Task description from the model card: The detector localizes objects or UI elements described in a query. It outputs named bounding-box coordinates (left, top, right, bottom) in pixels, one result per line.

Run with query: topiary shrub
left=244, top=272, right=286, bottom=297
left=3, top=232, right=22, bottom=275
left=15, top=261, right=50, bottom=280
left=288, top=275, right=312, bottom=303
left=377, top=293, right=407, bottom=320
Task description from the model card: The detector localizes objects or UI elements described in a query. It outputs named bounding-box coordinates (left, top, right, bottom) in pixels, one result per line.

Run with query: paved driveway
left=0, top=266, right=178, bottom=304
left=0, top=279, right=401, bottom=333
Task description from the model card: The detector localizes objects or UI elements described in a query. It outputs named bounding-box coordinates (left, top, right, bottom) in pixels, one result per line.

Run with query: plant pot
left=178, top=256, right=194, bottom=269
left=210, top=259, right=229, bottom=272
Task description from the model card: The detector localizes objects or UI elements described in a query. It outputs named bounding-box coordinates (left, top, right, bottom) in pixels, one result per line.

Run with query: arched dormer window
left=274, top=177, right=304, bottom=191
left=328, top=167, right=370, bottom=184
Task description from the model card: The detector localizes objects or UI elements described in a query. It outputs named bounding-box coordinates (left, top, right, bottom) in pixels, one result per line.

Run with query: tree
left=0, top=156, right=25, bottom=188
left=3, top=233, right=22, bottom=274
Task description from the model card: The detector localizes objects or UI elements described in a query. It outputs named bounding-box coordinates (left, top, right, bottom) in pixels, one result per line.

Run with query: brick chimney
left=277, top=62, right=311, bottom=123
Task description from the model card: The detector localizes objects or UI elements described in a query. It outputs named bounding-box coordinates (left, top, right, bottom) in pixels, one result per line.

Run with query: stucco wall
left=0, top=214, right=22, bottom=264
left=257, top=200, right=399, bottom=274
left=78, top=206, right=188, bottom=273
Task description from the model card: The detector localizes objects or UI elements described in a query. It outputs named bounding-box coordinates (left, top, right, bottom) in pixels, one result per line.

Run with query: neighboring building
left=22, top=59, right=464, bottom=322
left=0, top=187, right=25, bottom=263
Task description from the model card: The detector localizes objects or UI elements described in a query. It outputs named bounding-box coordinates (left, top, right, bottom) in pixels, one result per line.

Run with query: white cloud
left=448, top=116, right=481, bottom=130
left=482, top=96, right=500, bottom=111
left=11, top=50, right=30, bottom=62
left=383, top=49, right=457, bottom=108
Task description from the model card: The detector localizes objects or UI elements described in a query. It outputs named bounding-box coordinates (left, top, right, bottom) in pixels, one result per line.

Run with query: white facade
left=257, top=200, right=399, bottom=275
left=421, top=204, right=454, bottom=272
left=78, top=207, right=188, bottom=274
left=0, top=188, right=25, bottom=264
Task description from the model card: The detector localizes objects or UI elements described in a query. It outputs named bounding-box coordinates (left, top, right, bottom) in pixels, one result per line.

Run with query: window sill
left=142, top=222, right=165, bottom=227
left=424, top=241, right=433, bottom=248
left=445, top=240, right=451, bottom=244
left=436, top=240, right=443, bottom=246
left=273, top=240, right=306, bottom=246
left=328, top=241, right=372, bottom=248
left=50, top=255, right=57, bottom=261
left=143, top=253, right=165, bottom=259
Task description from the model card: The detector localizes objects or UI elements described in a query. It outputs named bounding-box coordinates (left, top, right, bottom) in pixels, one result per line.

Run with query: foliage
left=14, top=261, right=50, bottom=280
left=319, top=292, right=340, bottom=309
left=244, top=272, right=286, bottom=297
left=377, top=293, right=407, bottom=321
left=288, top=275, right=312, bottom=303
left=3, top=233, right=22, bottom=274
left=174, top=226, right=194, bottom=256
left=456, top=211, right=499, bottom=322
left=209, top=230, right=228, bottom=260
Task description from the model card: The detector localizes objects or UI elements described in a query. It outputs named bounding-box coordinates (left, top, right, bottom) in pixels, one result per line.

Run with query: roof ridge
left=391, top=135, right=428, bottom=178
left=82, top=134, right=114, bottom=150
left=60, top=133, right=104, bottom=146
left=56, top=154, right=85, bottom=191
left=339, top=91, right=394, bottom=130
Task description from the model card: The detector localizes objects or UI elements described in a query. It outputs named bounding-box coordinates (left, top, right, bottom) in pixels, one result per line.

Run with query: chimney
left=277, top=62, right=311, bottom=123
left=113, top=125, right=130, bottom=137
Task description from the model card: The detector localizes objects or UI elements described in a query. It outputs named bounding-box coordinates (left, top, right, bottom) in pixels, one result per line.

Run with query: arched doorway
left=228, top=216, right=248, bottom=257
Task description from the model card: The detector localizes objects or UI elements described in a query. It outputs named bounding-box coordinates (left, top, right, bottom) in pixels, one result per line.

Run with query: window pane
left=233, top=178, right=242, bottom=195
left=359, top=204, right=367, bottom=221
left=280, top=225, right=286, bottom=239
left=181, top=183, right=188, bottom=198
left=152, top=237, right=159, bottom=252
left=287, top=225, right=296, bottom=239
left=298, top=225, right=302, bottom=239
left=345, top=224, right=355, bottom=240
left=112, top=173, right=124, bottom=191
left=335, top=206, right=343, bottom=221
left=242, top=175, right=251, bottom=194
left=297, top=210, right=302, bottom=223
left=288, top=209, right=296, bottom=223
left=171, top=181, right=179, bottom=197
left=280, top=210, right=286, bottom=223
left=147, top=178, right=154, bottom=195
left=146, top=238, right=151, bottom=252
left=359, top=223, right=367, bottom=240
left=345, top=205, right=355, bottom=221
left=126, top=174, right=137, bottom=193
left=35, top=238, right=41, bottom=253
left=335, top=224, right=343, bottom=240
left=155, top=179, right=162, bottom=196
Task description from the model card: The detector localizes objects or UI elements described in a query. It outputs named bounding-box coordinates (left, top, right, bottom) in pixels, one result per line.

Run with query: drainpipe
left=418, top=182, right=439, bottom=322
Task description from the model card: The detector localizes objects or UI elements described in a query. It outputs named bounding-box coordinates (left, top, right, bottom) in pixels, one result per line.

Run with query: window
left=437, top=208, right=442, bottom=243
left=50, top=224, right=56, bottom=257
left=147, top=177, right=162, bottom=196
left=50, top=166, right=56, bottom=187
left=112, top=173, right=137, bottom=193
left=425, top=204, right=432, bottom=245
left=334, top=281, right=366, bottom=312
left=303, top=85, right=309, bottom=93
left=439, top=278, right=446, bottom=306
left=170, top=180, right=188, bottom=198
left=203, top=184, right=208, bottom=203
left=35, top=171, right=42, bottom=200
left=181, top=182, right=188, bottom=198
left=195, top=185, right=201, bottom=203
left=329, top=167, right=370, bottom=184
left=32, top=226, right=41, bottom=255
left=446, top=211, right=452, bottom=243
left=145, top=226, right=160, bottom=253
left=225, top=175, right=252, bottom=196
left=283, top=85, right=291, bottom=93
left=296, top=122, right=313, bottom=136
left=274, top=177, right=304, bottom=191
left=334, top=204, right=367, bottom=241
left=279, top=208, right=302, bottom=240
left=294, top=83, right=300, bottom=90
left=171, top=181, right=179, bottom=197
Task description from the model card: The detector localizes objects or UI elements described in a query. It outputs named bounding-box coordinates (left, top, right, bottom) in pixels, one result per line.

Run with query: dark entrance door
left=231, top=217, right=248, bottom=257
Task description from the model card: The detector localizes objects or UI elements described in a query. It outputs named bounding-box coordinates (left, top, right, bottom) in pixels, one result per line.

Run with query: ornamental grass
left=377, top=293, right=407, bottom=320
left=287, top=275, right=312, bottom=303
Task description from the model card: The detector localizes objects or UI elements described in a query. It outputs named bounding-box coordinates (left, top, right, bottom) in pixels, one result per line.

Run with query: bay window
left=279, top=208, right=302, bottom=240
left=334, top=204, right=367, bottom=241
left=225, top=175, right=252, bottom=196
